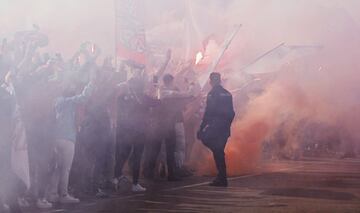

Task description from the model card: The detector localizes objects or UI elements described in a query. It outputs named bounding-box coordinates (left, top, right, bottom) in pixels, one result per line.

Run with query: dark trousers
left=73, top=122, right=112, bottom=192
left=205, top=137, right=228, bottom=180
left=114, top=130, right=145, bottom=184
left=145, top=130, right=177, bottom=179
left=26, top=123, right=55, bottom=199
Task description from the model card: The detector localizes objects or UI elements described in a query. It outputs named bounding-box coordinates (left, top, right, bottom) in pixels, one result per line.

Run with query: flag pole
left=201, top=24, right=242, bottom=88
left=240, top=42, right=285, bottom=72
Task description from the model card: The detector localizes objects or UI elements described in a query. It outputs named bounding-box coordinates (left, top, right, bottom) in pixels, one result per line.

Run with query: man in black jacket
left=114, top=75, right=160, bottom=192
left=198, top=72, right=235, bottom=187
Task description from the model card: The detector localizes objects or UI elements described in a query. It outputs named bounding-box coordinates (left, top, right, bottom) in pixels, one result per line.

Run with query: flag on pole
left=200, top=25, right=242, bottom=87
left=243, top=44, right=322, bottom=74
left=115, top=0, right=146, bottom=65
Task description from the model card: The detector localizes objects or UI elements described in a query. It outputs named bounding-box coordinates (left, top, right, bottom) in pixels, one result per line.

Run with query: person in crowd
left=175, top=67, right=202, bottom=176
left=9, top=41, right=58, bottom=209
left=197, top=72, right=235, bottom=187
left=145, top=74, right=195, bottom=181
left=113, top=62, right=159, bottom=192
left=48, top=66, right=96, bottom=204
left=0, top=75, right=23, bottom=213
left=76, top=64, right=114, bottom=197
left=183, top=94, right=203, bottom=167
left=22, top=89, right=56, bottom=209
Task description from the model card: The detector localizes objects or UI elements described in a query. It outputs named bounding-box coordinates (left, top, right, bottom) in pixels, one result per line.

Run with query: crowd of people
left=0, top=29, right=235, bottom=212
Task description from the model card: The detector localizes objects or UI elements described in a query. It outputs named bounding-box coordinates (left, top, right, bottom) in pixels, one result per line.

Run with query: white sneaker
left=112, top=177, right=119, bottom=186
left=59, top=194, right=80, bottom=204
left=48, top=194, right=60, bottom=203
left=36, top=198, right=53, bottom=209
left=132, top=184, right=146, bottom=192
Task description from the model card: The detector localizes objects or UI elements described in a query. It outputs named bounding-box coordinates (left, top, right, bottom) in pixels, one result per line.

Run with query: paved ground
left=28, top=158, right=360, bottom=213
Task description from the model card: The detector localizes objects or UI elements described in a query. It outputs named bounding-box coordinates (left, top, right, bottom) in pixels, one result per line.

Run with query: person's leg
left=83, top=123, right=103, bottom=194
left=26, top=121, right=54, bottom=201
left=114, top=135, right=132, bottom=179
left=212, top=147, right=227, bottom=180
left=131, top=140, right=145, bottom=185
left=92, top=127, right=112, bottom=192
left=103, top=131, right=116, bottom=190
left=0, top=148, right=23, bottom=212
left=143, top=139, right=162, bottom=179
left=209, top=138, right=228, bottom=185
left=36, top=141, right=53, bottom=199
left=26, top=129, right=40, bottom=200
left=57, top=139, right=75, bottom=196
left=48, top=162, right=60, bottom=198
left=165, top=130, right=177, bottom=180
left=105, top=126, right=116, bottom=178
left=49, top=139, right=63, bottom=199
left=184, top=120, right=196, bottom=164
left=174, top=122, right=186, bottom=169
left=5, top=188, right=22, bottom=213
left=68, top=131, right=83, bottom=193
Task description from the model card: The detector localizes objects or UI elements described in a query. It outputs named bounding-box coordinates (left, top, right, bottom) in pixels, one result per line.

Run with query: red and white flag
left=115, top=0, right=146, bottom=65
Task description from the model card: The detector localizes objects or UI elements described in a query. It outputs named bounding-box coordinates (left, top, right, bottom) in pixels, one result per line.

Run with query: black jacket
left=200, top=85, right=235, bottom=140
left=117, top=92, right=159, bottom=134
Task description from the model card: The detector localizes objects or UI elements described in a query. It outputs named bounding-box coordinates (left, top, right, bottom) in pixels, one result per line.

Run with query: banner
left=115, top=0, right=146, bottom=65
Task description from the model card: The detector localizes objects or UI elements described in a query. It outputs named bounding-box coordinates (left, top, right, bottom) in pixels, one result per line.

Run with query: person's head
left=163, top=74, right=174, bottom=87
left=209, top=72, right=221, bottom=87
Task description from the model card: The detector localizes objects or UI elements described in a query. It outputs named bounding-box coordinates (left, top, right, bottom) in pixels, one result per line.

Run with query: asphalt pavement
left=26, top=158, right=360, bottom=213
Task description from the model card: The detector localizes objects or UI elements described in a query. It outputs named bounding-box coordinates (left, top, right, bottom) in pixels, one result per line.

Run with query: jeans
left=50, top=139, right=75, bottom=196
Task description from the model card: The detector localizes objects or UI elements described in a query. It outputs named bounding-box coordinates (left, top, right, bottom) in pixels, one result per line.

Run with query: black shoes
left=209, top=178, right=228, bottom=187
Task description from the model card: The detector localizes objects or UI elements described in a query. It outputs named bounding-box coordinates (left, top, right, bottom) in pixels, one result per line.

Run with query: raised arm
left=63, top=66, right=97, bottom=104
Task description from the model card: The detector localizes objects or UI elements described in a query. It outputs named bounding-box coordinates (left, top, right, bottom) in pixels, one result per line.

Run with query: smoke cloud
left=184, top=0, right=360, bottom=175
left=2, top=0, right=360, bottom=176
